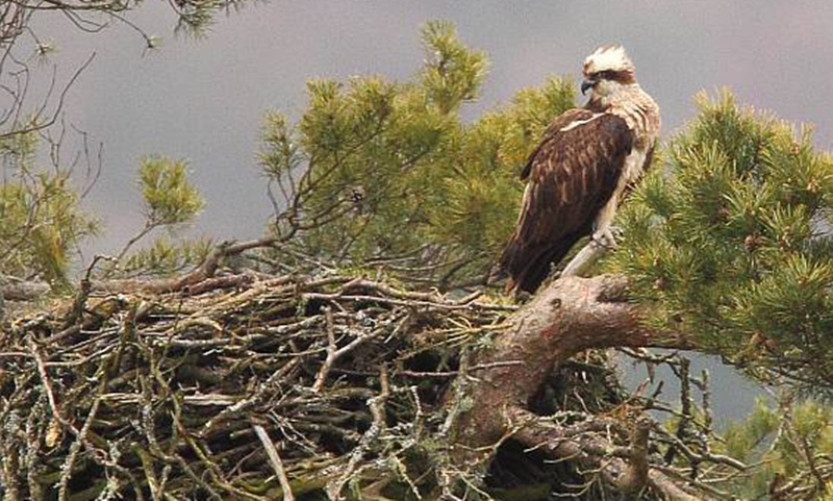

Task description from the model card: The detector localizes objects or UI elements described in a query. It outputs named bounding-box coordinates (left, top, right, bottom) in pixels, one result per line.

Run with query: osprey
left=498, top=45, right=660, bottom=294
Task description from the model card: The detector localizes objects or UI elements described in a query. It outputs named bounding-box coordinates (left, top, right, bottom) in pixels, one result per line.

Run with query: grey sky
left=33, top=1, right=833, bottom=258
left=27, top=1, right=833, bottom=424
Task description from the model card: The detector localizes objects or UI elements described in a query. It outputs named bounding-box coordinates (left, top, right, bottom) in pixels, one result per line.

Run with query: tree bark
left=452, top=274, right=705, bottom=499
left=1, top=280, right=50, bottom=301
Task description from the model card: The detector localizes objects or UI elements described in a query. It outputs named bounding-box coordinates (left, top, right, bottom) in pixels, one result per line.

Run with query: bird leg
left=591, top=226, right=618, bottom=250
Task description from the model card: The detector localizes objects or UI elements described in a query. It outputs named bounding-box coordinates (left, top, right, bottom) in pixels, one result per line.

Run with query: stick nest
left=0, top=272, right=626, bottom=500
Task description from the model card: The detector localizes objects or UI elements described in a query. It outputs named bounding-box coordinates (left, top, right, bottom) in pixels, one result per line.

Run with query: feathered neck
left=585, top=83, right=660, bottom=137
left=586, top=83, right=644, bottom=111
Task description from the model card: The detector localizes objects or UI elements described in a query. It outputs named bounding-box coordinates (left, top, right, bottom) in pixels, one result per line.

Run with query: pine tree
left=607, top=90, right=833, bottom=392
left=0, top=132, right=99, bottom=287
left=256, top=29, right=833, bottom=498
left=6, top=17, right=833, bottom=501
left=259, top=20, right=575, bottom=289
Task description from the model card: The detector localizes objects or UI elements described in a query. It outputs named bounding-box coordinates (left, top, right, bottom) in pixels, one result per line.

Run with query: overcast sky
left=32, top=1, right=833, bottom=259
left=27, top=1, right=833, bottom=423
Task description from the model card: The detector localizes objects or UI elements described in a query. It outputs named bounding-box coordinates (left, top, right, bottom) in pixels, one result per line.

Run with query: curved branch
left=1, top=279, right=50, bottom=301
left=451, top=273, right=702, bottom=496
left=456, top=274, right=691, bottom=441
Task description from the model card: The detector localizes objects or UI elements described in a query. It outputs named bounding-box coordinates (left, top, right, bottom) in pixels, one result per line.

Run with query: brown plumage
left=498, top=45, right=660, bottom=295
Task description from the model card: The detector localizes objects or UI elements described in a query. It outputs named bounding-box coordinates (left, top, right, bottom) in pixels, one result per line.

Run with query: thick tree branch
left=452, top=273, right=699, bottom=495
left=1, top=279, right=50, bottom=301
left=456, top=273, right=690, bottom=441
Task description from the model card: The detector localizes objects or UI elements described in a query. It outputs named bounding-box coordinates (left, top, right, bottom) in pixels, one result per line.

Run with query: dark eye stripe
left=588, top=70, right=615, bottom=80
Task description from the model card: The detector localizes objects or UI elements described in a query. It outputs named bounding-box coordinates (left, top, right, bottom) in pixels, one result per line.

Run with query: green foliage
left=722, top=398, right=779, bottom=460
left=420, top=20, right=489, bottom=114
left=101, top=155, right=207, bottom=277
left=715, top=397, right=833, bottom=498
left=139, top=155, right=205, bottom=226
left=607, top=90, right=833, bottom=387
left=259, top=21, right=575, bottom=288
left=0, top=132, right=98, bottom=286
left=121, top=235, right=214, bottom=277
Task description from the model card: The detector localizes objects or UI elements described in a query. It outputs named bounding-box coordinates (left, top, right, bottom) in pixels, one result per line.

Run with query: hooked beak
left=581, top=79, right=596, bottom=95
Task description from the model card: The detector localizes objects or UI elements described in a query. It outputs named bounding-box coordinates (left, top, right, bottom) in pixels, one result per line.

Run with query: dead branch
left=253, top=425, right=295, bottom=501
left=89, top=236, right=281, bottom=294
left=1, top=279, right=50, bottom=301
left=0, top=268, right=802, bottom=499
left=510, top=408, right=705, bottom=500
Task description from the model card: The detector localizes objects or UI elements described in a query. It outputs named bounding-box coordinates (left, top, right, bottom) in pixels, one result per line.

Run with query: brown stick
left=253, top=425, right=295, bottom=501
left=2, top=280, right=51, bottom=301
left=90, top=236, right=281, bottom=295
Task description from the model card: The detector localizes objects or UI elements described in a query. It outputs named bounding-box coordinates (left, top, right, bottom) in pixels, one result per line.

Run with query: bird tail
left=498, top=236, right=579, bottom=296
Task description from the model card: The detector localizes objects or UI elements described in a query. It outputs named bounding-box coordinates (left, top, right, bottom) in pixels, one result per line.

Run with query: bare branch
left=512, top=408, right=709, bottom=500
left=253, top=425, right=295, bottom=501
left=0, top=52, right=96, bottom=140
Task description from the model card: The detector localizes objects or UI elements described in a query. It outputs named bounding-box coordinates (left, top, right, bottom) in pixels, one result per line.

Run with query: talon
left=591, top=229, right=618, bottom=250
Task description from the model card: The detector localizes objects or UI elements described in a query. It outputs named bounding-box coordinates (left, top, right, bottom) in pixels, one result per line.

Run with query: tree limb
left=561, top=239, right=608, bottom=278
left=452, top=274, right=700, bottom=495
left=2, top=279, right=50, bottom=301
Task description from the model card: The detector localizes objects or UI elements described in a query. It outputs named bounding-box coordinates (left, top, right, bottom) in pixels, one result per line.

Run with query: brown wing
left=499, top=109, right=634, bottom=294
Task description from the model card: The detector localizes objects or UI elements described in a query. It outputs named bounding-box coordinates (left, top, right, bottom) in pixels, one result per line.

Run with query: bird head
left=581, top=45, right=637, bottom=99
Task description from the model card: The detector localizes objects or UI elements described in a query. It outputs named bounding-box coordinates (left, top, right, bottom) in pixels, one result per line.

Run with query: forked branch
left=452, top=274, right=707, bottom=498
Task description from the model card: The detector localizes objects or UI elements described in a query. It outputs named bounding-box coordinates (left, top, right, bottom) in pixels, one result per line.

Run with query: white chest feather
left=622, top=146, right=648, bottom=184
left=590, top=83, right=659, bottom=237
left=593, top=142, right=651, bottom=234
